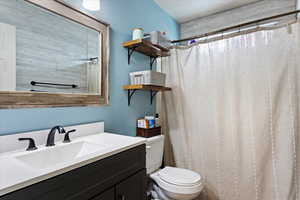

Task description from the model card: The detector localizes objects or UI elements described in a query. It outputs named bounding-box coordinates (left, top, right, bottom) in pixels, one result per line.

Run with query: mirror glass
left=0, top=0, right=101, bottom=94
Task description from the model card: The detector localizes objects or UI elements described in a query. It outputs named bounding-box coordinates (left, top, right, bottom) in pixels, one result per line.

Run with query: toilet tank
left=146, top=135, right=165, bottom=174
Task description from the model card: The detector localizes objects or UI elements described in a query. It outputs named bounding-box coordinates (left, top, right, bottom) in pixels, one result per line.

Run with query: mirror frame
left=0, top=0, right=110, bottom=109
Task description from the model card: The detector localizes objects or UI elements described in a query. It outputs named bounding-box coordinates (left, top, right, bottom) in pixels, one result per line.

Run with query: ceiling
left=154, top=0, right=261, bottom=23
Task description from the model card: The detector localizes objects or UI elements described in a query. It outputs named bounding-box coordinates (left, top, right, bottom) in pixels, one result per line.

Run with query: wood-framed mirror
left=0, top=0, right=109, bottom=108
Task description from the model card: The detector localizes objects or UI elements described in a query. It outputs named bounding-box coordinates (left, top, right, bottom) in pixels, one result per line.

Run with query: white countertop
left=0, top=132, right=146, bottom=196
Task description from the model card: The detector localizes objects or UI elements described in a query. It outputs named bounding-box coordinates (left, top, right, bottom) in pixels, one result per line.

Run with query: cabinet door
left=91, top=188, right=114, bottom=200
left=116, top=170, right=147, bottom=200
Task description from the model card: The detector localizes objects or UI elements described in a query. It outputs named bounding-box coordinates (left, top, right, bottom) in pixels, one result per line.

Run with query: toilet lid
left=158, top=167, right=202, bottom=187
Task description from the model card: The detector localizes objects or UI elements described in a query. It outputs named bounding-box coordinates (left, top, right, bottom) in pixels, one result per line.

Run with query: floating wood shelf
left=123, top=84, right=171, bottom=106
left=123, top=84, right=171, bottom=91
left=123, top=39, right=170, bottom=68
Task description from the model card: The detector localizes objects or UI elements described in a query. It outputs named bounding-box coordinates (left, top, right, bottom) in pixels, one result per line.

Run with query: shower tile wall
left=0, top=0, right=99, bottom=93
left=181, top=0, right=296, bottom=38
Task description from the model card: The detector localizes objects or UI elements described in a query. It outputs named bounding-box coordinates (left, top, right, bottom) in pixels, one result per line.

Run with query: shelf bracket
left=150, top=90, right=159, bottom=105
left=128, top=46, right=138, bottom=65
left=150, top=57, right=157, bottom=70
left=127, top=89, right=137, bottom=106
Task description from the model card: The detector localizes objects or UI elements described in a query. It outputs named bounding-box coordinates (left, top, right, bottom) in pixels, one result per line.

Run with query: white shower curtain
left=160, top=22, right=300, bottom=200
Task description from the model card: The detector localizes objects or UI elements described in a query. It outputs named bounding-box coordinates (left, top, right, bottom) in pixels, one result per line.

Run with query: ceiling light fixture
left=82, top=0, right=100, bottom=11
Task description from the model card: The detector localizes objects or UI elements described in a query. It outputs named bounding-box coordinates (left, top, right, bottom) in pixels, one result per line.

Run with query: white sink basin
left=14, top=141, right=107, bottom=169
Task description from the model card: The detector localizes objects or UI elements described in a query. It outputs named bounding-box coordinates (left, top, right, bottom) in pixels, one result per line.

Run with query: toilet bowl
left=146, top=135, right=203, bottom=200
left=151, top=167, right=203, bottom=200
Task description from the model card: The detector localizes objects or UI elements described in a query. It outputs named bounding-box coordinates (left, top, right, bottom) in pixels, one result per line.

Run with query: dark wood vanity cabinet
left=91, top=170, right=146, bottom=200
left=1, top=145, right=147, bottom=200
left=90, top=188, right=115, bottom=200
left=116, top=170, right=147, bottom=200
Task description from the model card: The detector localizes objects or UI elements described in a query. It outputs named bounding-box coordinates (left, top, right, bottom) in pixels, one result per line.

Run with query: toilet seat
left=151, top=167, right=203, bottom=195
left=158, top=167, right=202, bottom=187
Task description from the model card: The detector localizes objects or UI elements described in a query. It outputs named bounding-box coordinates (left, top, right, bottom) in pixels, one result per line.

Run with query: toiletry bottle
left=155, top=113, right=160, bottom=127
left=137, top=118, right=145, bottom=128
left=145, top=116, right=155, bottom=128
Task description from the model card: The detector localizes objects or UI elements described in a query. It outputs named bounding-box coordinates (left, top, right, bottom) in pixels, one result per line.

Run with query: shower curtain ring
left=256, top=22, right=260, bottom=30
left=205, top=34, right=208, bottom=43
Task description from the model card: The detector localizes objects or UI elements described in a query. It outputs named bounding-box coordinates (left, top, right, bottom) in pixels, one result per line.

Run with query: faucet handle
left=19, top=138, right=38, bottom=151
left=63, top=129, right=76, bottom=143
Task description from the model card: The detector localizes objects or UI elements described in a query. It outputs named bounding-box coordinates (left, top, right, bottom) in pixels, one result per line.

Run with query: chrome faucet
left=46, top=126, right=66, bottom=147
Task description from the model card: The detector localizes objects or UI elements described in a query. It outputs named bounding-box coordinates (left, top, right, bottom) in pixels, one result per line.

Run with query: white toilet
left=146, top=135, right=203, bottom=200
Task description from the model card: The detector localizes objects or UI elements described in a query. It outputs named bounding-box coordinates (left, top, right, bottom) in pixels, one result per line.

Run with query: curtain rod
left=171, top=10, right=300, bottom=43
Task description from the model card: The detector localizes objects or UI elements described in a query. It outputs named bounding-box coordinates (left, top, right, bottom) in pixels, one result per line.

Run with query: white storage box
left=130, top=70, right=166, bottom=86
left=148, top=31, right=171, bottom=49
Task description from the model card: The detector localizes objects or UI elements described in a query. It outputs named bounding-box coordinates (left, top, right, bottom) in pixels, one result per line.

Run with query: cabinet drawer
left=1, top=145, right=146, bottom=200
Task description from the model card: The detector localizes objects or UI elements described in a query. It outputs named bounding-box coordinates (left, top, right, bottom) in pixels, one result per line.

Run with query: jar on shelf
left=132, top=28, right=144, bottom=40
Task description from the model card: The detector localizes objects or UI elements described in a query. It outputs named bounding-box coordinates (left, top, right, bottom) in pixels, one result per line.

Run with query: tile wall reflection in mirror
left=0, top=0, right=101, bottom=94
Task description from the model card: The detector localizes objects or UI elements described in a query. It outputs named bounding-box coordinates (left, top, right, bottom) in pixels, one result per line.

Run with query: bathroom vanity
left=1, top=145, right=146, bottom=200
left=0, top=123, right=147, bottom=200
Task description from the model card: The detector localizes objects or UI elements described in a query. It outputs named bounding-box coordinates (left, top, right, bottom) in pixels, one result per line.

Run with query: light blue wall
left=0, top=0, right=179, bottom=136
